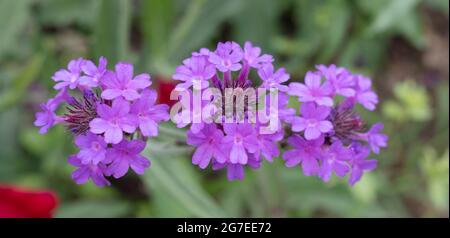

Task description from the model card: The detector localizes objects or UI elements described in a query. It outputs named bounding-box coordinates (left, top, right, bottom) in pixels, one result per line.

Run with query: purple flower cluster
left=174, top=41, right=294, bottom=180
left=285, top=65, right=387, bottom=185
left=34, top=57, right=169, bottom=186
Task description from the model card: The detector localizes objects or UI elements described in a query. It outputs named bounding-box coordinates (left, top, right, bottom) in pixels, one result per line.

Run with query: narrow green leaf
left=141, top=0, right=173, bottom=61
left=143, top=141, right=226, bottom=217
left=56, top=200, right=131, bottom=218
left=168, top=0, right=243, bottom=60
left=231, top=0, right=280, bottom=50
left=93, top=0, right=131, bottom=62
left=0, top=0, right=30, bottom=58
left=0, top=54, right=45, bottom=111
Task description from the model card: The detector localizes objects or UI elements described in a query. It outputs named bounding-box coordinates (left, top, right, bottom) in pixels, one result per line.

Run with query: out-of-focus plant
left=382, top=80, right=432, bottom=122
left=421, top=148, right=449, bottom=213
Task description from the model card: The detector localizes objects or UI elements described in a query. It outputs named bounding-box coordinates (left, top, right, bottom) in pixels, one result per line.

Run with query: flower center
left=306, top=119, right=318, bottom=127
left=91, top=141, right=101, bottom=151
left=70, top=75, right=78, bottom=83
left=223, top=59, right=232, bottom=67
left=234, top=135, right=243, bottom=144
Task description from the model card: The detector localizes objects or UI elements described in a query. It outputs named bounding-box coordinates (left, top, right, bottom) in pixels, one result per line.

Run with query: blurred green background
left=0, top=0, right=448, bottom=218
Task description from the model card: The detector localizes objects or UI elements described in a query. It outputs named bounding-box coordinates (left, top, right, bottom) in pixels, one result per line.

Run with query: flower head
left=173, top=41, right=290, bottom=181
left=285, top=64, right=387, bottom=185
left=35, top=58, right=169, bottom=186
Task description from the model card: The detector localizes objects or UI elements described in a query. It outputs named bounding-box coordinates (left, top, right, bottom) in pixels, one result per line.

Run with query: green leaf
left=36, top=0, right=98, bottom=27
left=143, top=140, right=226, bottom=217
left=141, top=0, right=174, bottom=65
left=56, top=200, right=131, bottom=218
left=0, top=109, right=20, bottom=180
left=231, top=0, right=280, bottom=50
left=368, top=0, right=424, bottom=48
left=168, top=0, right=243, bottom=61
left=0, top=54, right=45, bottom=111
left=93, top=0, right=131, bottom=62
left=0, top=0, right=30, bottom=58
left=316, top=1, right=351, bottom=62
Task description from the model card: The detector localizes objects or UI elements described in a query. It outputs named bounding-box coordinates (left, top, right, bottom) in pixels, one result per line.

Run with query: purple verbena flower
left=75, top=132, right=107, bottom=165
left=34, top=102, right=60, bottom=134
left=360, top=123, right=388, bottom=154
left=243, top=41, right=273, bottom=68
left=283, top=135, right=323, bottom=176
left=213, top=154, right=261, bottom=181
left=106, top=139, right=151, bottom=178
left=187, top=124, right=227, bottom=169
left=223, top=123, right=259, bottom=165
left=348, top=143, right=378, bottom=186
left=173, top=56, right=215, bottom=90
left=52, top=58, right=84, bottom=90
left=254, top=128, right=283, bottom=162
left=101, top=62, right=151, bottom=101
left=89, top=98, right=137, bottom=144
left=291, top=102, right=333, bottom=140
left=130, top=89, right=170, bottom=137
left=258, top=64, right=290, bottom=92
left=208, top=41, right=243, bottom=72
left=34, top=88, right=70, bottom=134
left=317, top=64, right=355, bottom=97
left=192, top=48, right=210, bottom=56
left=352, top=74, right=378, bottom=111
left=68, top=155, right=110, bottom=187
left=79, top=56, right=107, bottom=88
left=319, top=140, right=352, bottom=182
left=288, top=72, right=333, bottom=106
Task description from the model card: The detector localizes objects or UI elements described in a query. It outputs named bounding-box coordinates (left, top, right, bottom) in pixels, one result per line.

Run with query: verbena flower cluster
left=35, top=42, right=388, bottom=187
left=173, top=41, right=295, bottom=180
left=34, top=57, right=169, bottom=186
left=285, top=65, right=388, bottom=185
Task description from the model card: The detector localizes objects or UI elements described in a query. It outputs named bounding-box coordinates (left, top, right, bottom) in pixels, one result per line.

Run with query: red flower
left=155, top=78, right=177, bottom=107
left=0, top=184, right=58, bottom=218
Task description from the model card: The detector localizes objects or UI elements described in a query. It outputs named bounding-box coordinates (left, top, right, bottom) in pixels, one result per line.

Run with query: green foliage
left=0, top=0, right=31, bottom=58
left=382, top=80, right=432, bottom=122
left=93, top=0, right=131, bottom=63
